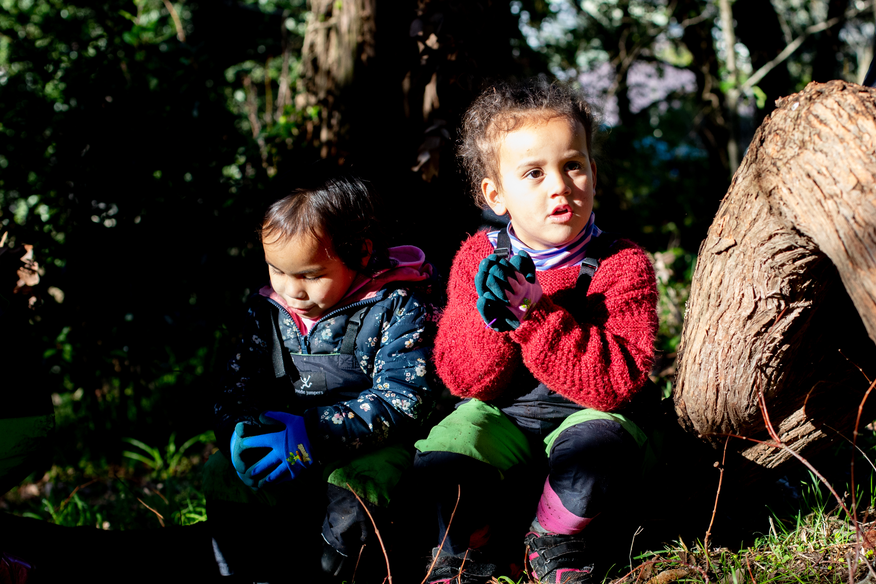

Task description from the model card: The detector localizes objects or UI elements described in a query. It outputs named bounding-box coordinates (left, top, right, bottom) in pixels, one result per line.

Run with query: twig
left=847, top=553, right=854, bottom=584
left=839, top=349, right=872, bottom=385
left=55, top=478, right=99, bottom=515
left=851, top=377, right=876, bottom=450
left=346, top=483, right=392, bottom=584
left=745, top=555, right=755, bottom=582
left=148, top=485, right=168, bottom=504
left=136, top=497, right=165, bottom=527
left=161, top=0, right=186, bottom=42
left=606, top=4, right=715, bottom=101
left=849, top=376, right=876, bottom=571
left=422, top=484, right=461, bottom=584
left=460, top=548, right=470, bottom=579
left=739, top=0, right=874, bottom=93
left=703, top=436, right=730, bottom=552
left=629, top=525, right=644, bottom=572
left=611, top=559, right=662, bottom=583
left=352, top=543, right=366, bottom=583
left=708, top=391, right=876, bottom=578
left=756, top=391, right=853, bottom=525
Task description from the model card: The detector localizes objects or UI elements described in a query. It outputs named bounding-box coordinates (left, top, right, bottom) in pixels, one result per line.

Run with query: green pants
left=414, top=398, right=651, bottom=474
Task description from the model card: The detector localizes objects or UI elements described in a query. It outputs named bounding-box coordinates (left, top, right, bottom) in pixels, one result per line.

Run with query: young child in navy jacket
left=206, top=172, right=439, bottom=582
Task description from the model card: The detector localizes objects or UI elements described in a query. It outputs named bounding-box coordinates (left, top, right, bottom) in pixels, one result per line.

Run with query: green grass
left=604, top=467, right=876, bottom=584
left=1, top=431, right=213, bottom=530
left=6, top=426, right=876, bottom=584
left=5, top=459, right=876, bottom=584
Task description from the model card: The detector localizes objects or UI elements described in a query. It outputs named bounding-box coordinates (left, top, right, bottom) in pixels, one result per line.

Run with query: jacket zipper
left=266, top=294, right=385, bottom=354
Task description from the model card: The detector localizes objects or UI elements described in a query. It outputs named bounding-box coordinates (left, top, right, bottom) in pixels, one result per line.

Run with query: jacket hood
left=258, top=245, right=433, bottom=326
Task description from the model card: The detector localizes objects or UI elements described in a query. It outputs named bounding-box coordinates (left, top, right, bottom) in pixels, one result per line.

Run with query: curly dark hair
left=458, top=78, right=598, bottom=208
left=260, top=171, right=386, bottom=274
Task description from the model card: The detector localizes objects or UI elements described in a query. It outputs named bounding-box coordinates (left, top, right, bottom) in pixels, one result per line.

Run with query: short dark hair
left=458, top=78, right=598, bottom=208
left=260, top=172, right=385, bottom=274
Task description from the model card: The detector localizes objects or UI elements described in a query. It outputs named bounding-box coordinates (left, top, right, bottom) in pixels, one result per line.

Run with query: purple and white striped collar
left=486, top=213, right=602, bottom=271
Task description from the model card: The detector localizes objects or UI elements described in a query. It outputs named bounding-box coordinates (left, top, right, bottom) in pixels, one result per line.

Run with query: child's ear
left=482, top=178, right=507, bottom=216
left=360, top=240, right=373, bottom=268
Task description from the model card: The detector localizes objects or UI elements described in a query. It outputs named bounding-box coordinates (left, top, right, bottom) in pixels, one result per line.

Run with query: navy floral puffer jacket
left=214, top=260, right=441, bottom=463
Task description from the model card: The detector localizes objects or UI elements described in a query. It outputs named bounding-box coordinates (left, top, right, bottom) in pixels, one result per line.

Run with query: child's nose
left=287, top=279, right=308, bottom=300
left=548, top=171, right=572, bottom=196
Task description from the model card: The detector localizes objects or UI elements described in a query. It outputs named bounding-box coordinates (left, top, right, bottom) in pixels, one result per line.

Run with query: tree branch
left=346, top=483, right=392, bottom=584
left=161, top=0, right=186, bottom=43
left=740, top=0, right=874, bottom=93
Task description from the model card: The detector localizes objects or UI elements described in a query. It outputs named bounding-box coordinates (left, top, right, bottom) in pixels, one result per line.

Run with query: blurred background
left=0, top=0, right=873, bottom=529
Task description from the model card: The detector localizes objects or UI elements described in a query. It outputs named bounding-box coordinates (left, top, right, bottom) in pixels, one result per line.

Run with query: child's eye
left=304, top=275, right=322, bottom=282
left=524, top=169, right=544, bottom=179
left=565, top=161, right=583, bottom=171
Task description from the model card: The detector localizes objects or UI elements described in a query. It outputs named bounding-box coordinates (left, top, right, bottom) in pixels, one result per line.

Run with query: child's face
left=481, top=115, right=596, bottom=250
left=264, top=232, right=360, bottom=320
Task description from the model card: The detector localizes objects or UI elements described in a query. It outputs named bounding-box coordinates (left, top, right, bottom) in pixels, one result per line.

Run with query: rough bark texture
left=674, top=80, right=876, bottom=469
left=299, top=0, right=381, bottom=158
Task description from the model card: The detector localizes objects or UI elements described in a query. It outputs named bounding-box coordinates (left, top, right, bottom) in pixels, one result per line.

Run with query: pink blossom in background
left=579, top=61, right=696, bottom=127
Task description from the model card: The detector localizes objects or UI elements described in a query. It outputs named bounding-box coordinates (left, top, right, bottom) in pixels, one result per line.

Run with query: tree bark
left=299, top=0, right=381, bottom=159
left=674, top=80, right=876, bottom=469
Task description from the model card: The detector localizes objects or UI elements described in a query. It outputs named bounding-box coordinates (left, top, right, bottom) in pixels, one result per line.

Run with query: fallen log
left=674, top=80, right=876, bottom=469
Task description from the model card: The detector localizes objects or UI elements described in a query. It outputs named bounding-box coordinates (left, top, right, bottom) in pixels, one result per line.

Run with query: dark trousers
left=414, top=408, right=640, bottom=557
left=203, top=452, right=380, bottom=582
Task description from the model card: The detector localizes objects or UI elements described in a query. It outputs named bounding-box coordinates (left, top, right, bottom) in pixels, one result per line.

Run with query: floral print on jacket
left=214, top=281, right=440, bottom=462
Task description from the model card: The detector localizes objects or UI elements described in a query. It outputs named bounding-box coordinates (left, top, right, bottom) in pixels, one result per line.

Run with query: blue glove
left=229, top=411, right=314, bottom=489
left=475, top=251, right=542, bottom=331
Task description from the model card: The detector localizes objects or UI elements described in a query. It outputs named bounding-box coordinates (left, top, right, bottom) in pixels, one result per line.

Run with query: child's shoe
left=424, top=547, right=497, bottom=584
left=523, top=531, right=595, bottom=584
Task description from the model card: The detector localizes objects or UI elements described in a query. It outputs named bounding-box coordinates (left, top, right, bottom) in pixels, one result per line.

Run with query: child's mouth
left=548, top=205, right=573, bottom=223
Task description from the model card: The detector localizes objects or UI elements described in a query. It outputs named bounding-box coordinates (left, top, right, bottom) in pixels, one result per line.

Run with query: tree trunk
left=673, top=80, right=876, bottom=469
left=295, top=0, right=532, bottom=271
left=671, top=0, right=733, bottom=188
left=299, top=0, right=381, bottom=159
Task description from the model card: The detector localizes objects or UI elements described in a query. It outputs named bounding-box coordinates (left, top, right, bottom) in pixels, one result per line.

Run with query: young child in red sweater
left=415, top=79, right=659, bottom=584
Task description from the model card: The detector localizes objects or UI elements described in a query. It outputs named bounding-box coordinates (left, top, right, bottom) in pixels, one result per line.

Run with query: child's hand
left=229, top=411, right=314, bottom=490
left=474, top=251, right=542, bottom=331
left=475, top=254, right=512, bottom=331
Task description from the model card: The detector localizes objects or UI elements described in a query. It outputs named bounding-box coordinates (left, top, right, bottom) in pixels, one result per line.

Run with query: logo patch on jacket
left=294, top=371, right=327, bottom=395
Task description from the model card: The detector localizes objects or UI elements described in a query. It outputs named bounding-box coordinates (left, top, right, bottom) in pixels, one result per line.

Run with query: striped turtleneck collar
left=486, top=212, right=603, bottom=271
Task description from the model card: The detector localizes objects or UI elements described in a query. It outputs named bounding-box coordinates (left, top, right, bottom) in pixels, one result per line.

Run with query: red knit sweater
left=434, top=231, right=659, bottom=412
